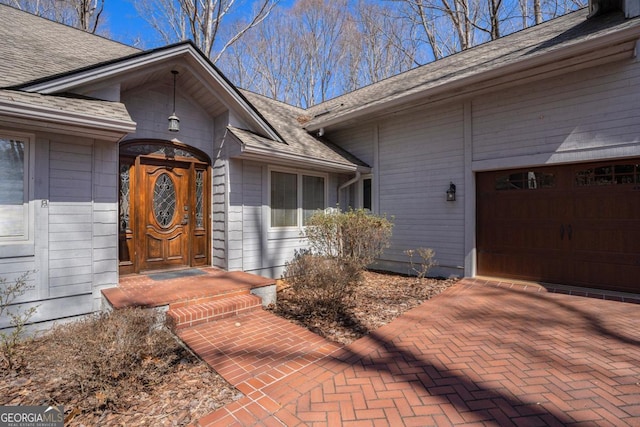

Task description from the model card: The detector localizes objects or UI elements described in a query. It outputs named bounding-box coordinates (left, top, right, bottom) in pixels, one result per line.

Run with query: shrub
left=283, top=209, right=393, bottom=316
left=304, top=208, right=393, bottom=270
left=0, top=272, right=37, bottom=371
left=49, top=307, right=179, bottom=410
left=405, top=247, right=437, bottom=281
left=283, top=250, right=361, bottom=316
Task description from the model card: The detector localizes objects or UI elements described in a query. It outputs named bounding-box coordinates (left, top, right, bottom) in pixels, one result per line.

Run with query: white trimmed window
left=0, top=135, right=30, bottom=243
left=270, top=170, right=326, bottom=228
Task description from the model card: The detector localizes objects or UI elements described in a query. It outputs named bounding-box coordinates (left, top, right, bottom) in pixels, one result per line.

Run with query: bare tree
left=220, top=14, right=303, bottom=105
left=346, top=1, right=421, bottom=90
left=392, top=0, right=586, bottom=62
left=389, top=0, right=483, bottom=60
left=1, top=0, right=105, bottom=33
left=220, top=0, right=424, bottom=107
left=133, top=0, right=279, bottom=63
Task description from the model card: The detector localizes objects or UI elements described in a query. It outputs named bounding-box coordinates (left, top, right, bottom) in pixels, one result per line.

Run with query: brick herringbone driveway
left=185, top=279, right=640, bottom=426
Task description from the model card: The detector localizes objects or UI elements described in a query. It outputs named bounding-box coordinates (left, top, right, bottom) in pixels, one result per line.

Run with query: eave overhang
left=16, top=42, right=284, bottom=143
left=0, top=97, right=135, bottom=141
left=226, top=128, right=369, bottom=173
left=305, top=20, right=640, bottom=132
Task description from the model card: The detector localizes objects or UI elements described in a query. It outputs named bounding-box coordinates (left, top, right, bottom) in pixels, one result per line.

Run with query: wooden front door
left=118, top=140, right=210, bottom=275
left=139, top=160, right=190, bottom=271
left=477, top=159, right=640, bottom=293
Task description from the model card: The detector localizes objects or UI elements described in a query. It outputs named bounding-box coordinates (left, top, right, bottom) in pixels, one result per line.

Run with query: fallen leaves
left=270, top=270, right=459, bottom=345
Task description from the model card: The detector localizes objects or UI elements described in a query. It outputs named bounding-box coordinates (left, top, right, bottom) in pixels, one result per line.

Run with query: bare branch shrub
left=0, top=272, right=37, bottom=371
left=283, top=209, right=393, bottom=316
left=48, top=308, right=179, bottom=410
left=283, top=250, right=361, bottom=316
left=304, top=208, right=393, bottom=270
left=405, top=247, right=438, bottom=281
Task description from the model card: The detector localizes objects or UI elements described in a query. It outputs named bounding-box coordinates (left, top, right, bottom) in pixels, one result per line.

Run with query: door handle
left=560, top=224, right=565, bottom=240
left=181, top=213, right=189, bottom=225
left=567, top=224, right=572, bottom=241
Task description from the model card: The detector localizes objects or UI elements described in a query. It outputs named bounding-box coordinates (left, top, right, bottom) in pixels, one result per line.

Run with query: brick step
left=168, top=288, right=252, bottom=310
left=167, top=293, right=263, bottom=330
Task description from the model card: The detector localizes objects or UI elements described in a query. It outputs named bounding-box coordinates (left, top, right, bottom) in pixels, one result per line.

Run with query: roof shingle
left=305, top=9, right=640, bottom=129
left=238, top=90, right=369, bottom=169
left=0, top=4, right=139, bottom=88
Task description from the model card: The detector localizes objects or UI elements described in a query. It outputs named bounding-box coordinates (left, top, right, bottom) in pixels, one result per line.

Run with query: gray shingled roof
left=305, top=8, right=640, bottom=129
left=237, top=91, right=369, bottom=169
left=0, top=4, right=139, bottom=88
left=0, top=89, right=134, bottom=125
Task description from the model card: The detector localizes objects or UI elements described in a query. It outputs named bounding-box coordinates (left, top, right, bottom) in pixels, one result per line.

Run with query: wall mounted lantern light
left=168, top=70, right=180, bottom=132
left=446, top=182, right=456, bottom=202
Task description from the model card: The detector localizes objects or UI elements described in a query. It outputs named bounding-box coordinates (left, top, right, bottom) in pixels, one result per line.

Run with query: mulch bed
left=269, top=270, right=459, bottom=344
left=0, top=271, right=458, bottom=425
left=0, top=330, right=239, bottom=426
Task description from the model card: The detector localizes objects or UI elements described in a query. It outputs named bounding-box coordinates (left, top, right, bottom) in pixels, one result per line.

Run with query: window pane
left=496, top=171, right=555, bottom=190
left=0, top=139, right=26, bottom=238
left=362, top=178, right=372, bottom=211
left=271, top=172, right=297, bottom=227
left=303, top=175, right=324, bottom=224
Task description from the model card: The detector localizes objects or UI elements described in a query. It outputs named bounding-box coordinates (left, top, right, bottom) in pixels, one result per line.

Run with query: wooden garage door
left=477, top=160, right=640, bottom=293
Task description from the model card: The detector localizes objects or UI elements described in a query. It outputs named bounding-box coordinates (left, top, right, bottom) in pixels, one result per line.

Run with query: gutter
left=339, top=171, right=361, bottom=191
left=237, top=144, right=369, bottom=174
left=0, top=99, right=136, bottom=140
left=337, top=171, right=362, bottom=206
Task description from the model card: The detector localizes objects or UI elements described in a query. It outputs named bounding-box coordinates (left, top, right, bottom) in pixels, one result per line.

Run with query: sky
left=102, top=0, right=296, bottom=49
left=103, top=0, right=159, bottom=48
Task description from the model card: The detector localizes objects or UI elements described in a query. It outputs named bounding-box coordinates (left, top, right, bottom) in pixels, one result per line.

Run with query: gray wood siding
left=227, top=158, right=243, bottom=271
left=1, top=133, right=120, bottom=330
left=241, top=162, right=263, bottom=272
left=91, top=141, right=118, bottom=309
left=122, top=85, right=215, bottom=161
left=211, top=160, right=227, bottom=269
left=377, top=103, right=465, bottom=273
left=328, top=126, right=375, bottom=167
left=211, top=113, right=229, bottom=270
left=49, top=139, right=93, bottom=298
left=472, top=59, right=640, bottom=167
left=224, top=159, right=343, bottom=278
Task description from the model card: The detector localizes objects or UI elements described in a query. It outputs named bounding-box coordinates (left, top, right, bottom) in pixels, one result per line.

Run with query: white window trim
left=268, top=166, right=328, bottom=230
left=0, top=131, right=35, bottom=258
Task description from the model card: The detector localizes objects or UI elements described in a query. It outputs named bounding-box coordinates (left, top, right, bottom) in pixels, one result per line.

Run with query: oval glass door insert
left=153, top=173, right=176, bottom=227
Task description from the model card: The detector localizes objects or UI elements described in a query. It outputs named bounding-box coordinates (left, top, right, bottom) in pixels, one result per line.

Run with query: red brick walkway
left=185, top=279, right=640, bottom=426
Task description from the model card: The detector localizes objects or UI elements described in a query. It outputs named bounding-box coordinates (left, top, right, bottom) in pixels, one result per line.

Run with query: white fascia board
left=181, top=53, right=283, bottom=143
left=306, top=24, right=640, bottom=132
left=0, top=100, right=136, bottom=141
left=22, top=44, right=283, bottom=143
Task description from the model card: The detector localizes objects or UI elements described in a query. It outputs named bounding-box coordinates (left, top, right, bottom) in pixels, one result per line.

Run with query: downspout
left=338, top=171, right=361, bottom=206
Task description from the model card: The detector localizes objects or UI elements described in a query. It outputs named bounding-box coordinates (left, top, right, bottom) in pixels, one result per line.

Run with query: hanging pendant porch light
left=168, top=70, right=180, bottom=132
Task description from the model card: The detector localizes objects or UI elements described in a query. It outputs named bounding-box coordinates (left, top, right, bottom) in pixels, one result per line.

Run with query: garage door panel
left=477, top=159, right=640, bottom=293
left=478, top=249, right=570, bottom=283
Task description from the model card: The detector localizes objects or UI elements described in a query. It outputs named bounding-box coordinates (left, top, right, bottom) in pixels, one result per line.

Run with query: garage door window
left=495, top=171, right=555, bottom=191
left=575, top=164, right=640, bottom=187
